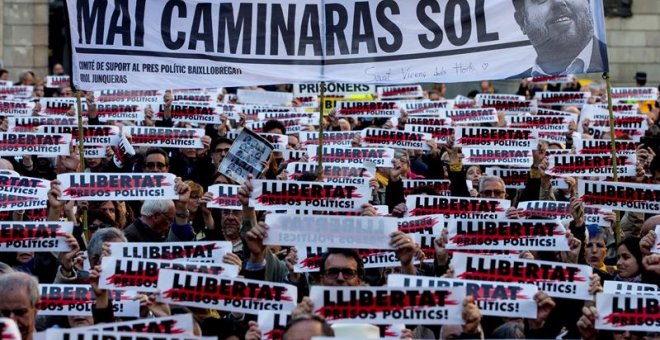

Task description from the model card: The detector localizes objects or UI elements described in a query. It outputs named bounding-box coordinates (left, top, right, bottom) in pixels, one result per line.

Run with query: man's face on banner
left=516, top=0, right=593, bottom=50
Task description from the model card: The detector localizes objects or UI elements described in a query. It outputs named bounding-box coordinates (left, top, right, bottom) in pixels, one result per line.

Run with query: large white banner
left=67, top=0, right=608, bottom=90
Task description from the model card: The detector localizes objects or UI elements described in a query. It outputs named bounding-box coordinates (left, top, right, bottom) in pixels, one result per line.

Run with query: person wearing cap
left=509, top=0, right=608, bottom=78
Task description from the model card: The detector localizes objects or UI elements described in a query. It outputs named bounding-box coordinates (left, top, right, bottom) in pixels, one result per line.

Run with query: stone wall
left=605, top=0, right=660, bottom=86
left=0, top=0, right=49, bottom=82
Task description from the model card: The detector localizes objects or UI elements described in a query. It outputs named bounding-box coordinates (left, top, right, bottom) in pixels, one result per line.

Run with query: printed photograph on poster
left=219, top=129, right=273, bottom=184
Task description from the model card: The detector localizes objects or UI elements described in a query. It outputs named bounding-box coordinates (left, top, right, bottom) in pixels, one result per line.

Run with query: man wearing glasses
left=0, top=272, right=39, bottom=340
left=210, top=137, right=233, bottom=171
left=142, top=148, right=170, bottom=173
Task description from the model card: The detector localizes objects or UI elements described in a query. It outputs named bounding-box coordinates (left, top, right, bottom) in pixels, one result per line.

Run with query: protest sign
left=8, top=116, right=78, bottom=132
left=44, top=329, right=208, bottom=340
left=578, top=180, right=659, bottom=214
left=0, top=86, right=32, bottom=99
left=125, top=126, right=204, bottom=148
left=0, top=318, right=19, bottom=339
left=294, top=83, right=375, bottom=97
left=446, top=219, right=568, bottom=251
left=0, top=222, right=73, bottom=252
left=589, top=125, right=644, bottom=142
left=407, top=195, right=509, bottom=219
left=336, top=101, right=399, bottom=118
left=402, top=179, right=451, bottom=196
left=219, top=129, right=273, bottom=184
left=259, top=133, right=288, bottom=151
left=258, top=312, right=290, bottom=340
left=442, top=108, right=498, bottom=125
left=206, top=184, right=242, bottom=210
left=594, top=103, right=639, bottom=115
left=397, top=215, right=444, bottom=234
left=294, top=246, right=326, bottom=273
left=309, top=286, right=464, bottom=325
left=251, top=180, right=370, bottom=212
left=155, top=102, right=220, bottom=124
left=462, top=147, right=533, bottom=167
left=517, top=201, right=572, bottom=220
left=451, top=252, right=593, bottom=300
left=237, top=89, right=293, bottom=105
left=528, top=75, right=574, bottom=84
left=610, top=87, right=658, bottom=101
left=0, top=132, right=71, bottom=156
left=505, top=115, right=572, bottom=131
left=404, top=125, right=454, bottom=144
left=360, top=128, right=431, bottom=150
left=90, top=102, right=146, bottom=121
left=0, top=80, right=12, bottom=86
left=112, top=134, right=136, bottom=169
left=77, top=314, right=194, bottom=335
left=388, top=274, right=538, bottom=319
left=485, top=168, right=528, bottom=189
left=307, top=146, right=394, bottom=167
left=536, top=108, right=578, bottom=116
left=94, top=90, right=162, bottom=103
left=39, top=284, right=139, bottom=317
left=45, top=75, right=71, bottom=88
left=295, top=246, right=407, bottom=272
left=57, top=173, right=178, bottom=201
left=535, top=91, right=590, bottom=106
left=158, top=269, right=297, bottom=313
left=547, top=154, right=636, bottom=177
left=0, top=173, right=49, bottom=198
left=258, top=111, right=318, bottom=121
left=603, top=281, right=658, bottom=295
left=300, top=131, right=357, bottom=147
left=264, top=214, right=396, bottom=249
left=575, top=139, right=638, bottom=156
left=108, top=241, right=231, bottom=263
left=377, top=85, right=424, bottom=99
left=584, top=207, right=612, bottom=228
left=595, top=293, right=659, bottom=332
left=480, top=99, right=536, bottom=114
left=401, top=100, right=453, bottom=115
left=0, top=194, right=47, bottom=212
left=100, top=257, right=239, bottom=292
left=84, top=146, right=106, bottom=158
left=405, top=117, right=452, bottom=126
left=281, top=149, right=306, bottom=162
left=475, top=94, right=525, bottom=103
left=38, top=125, right=121, bottom=146
left=39, top=97, right=76, bottom=115
left=286, top=162, right=374, bottom=186
left=455, top=127, right=538, bottom=148
left=580, top=106, right=648, bottom=133
left=0, top=100, right=34, bottom=116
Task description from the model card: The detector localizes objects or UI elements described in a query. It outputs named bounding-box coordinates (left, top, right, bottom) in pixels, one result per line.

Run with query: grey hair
left=18, top=71, right=33, bottom=83
left=0, top=272, right=39, bottom=307
left=478, top=175, right=506, bottom=193
left=0, top=261, right=13, bottom=275
left=140, top=200, right=174, bottom=217
left=492, top=320, right=525, bottom=339
left=87, top=227, right=126, bottom=266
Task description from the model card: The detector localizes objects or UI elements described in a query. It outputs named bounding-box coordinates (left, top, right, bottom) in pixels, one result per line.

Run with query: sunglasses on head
left=88, top=223, right=111, bottom=231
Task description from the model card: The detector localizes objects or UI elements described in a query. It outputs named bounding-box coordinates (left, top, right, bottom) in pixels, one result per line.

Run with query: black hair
left=211, top=137, right=233, bottom=150
left=263, top=119, right=287, bottom=134
left=144, top=147, right=169, bottom=164
left=319, top=248, right=365, bottom=278
left=651, top=155, right=660, bottom=174
left=283, top=314, right=334, bottom=339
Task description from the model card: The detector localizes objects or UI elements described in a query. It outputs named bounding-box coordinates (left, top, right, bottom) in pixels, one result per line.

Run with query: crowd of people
left=0, top=63, right=658, bottom=340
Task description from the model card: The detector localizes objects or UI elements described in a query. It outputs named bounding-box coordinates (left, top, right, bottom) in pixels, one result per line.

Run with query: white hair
left=478, top=175, right=506, bottom=193
left=140, top=200, right=174, bottom=217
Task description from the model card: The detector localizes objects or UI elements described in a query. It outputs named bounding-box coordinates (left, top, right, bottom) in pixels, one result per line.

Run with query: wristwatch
left=175, top=209, right=190, bottom=219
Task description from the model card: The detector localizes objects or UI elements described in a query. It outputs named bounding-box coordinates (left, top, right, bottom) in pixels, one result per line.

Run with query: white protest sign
left=251, top=180, right=370, bottom=212
left=76, top=314, right=195, bottom=335
left=45, top=75, right=71, bottom=88
left=579, top=180, right=660, bottom=214
left=310, top=286, right=464, bottom=325
left=8, top=116, right=78, bottom=132
left=402, top=179, right=451, bottom=196
left=388, top=274, right=538, bottom=319
left=528, top=75, right=574, bottom=84
left=485, top=168, right=528, bottom=189
left=451, top=252, right=593, bottom=300
left=0, top=222, right=73, bottom=252
left=406, top=195, right=510, bottom=220
left=0, top=132, right=71, bottom=156
left=480, top=99, right=537, bottom=114
left=505, top=115, right=572, bottom=132
left=377, top=85, right=424, bottom=99
left=307, top=146, right=394, bottom=167
left=44, top=329, right=208, bottom=340
left=535, top=91, right=590, bottom=106
left=442, top=108, right=498, bottom=125
left=603, top=281, right=658, bottom=295
left=404, top=124, right=454, bottom=144
left=575, top=139, right=638, bottom=156
left=258, top=312, right=290, bottom=340
left=157, top=269, right=297, bottom=313
left=91, top=101, right=146, bottom=122
left=0, top=174, right=49, bottom=198
left=125, top=126, right=204, bottom=148
left=299, top=131, right=357, bottom=147
left=286, top=162, right=374, bottom=186
left=336, top=101, right=399, bottom=118
left=206, top=184, right=242, bottom=210
left=595, top=293, right=659, bottom=332
left=108, top=241, right=231, bottom=263
left=258, top=111, right=317, bottom=121
left=38, top=125, right=121, bottom=146
left=446, top=219, right=568, bottom=251
left=100, top=257, right=239, bottom=292
left=0, top=86, right=32, bottom=99
left=39, top=97, right=76, bottom=115
left=396, top=215, right=444, bottom=234
left=0, top=100, right=34, bottom=116
left=546, top=154, right=636, bottom=177
left=57, top=173, right=178, bottom=201
left=155, top=102, right=220, bottom=124
left=610, top=87, right=658, bottom=101
left=455, top=127, right=538, bottom=148
left=264, top=214, right=396, bottom=249
left=294, top=83, right=375, bottom=97
left=360, top=128, right=431, bottom=150
left=259, top=133, right=288, bottom=151
left=84, top=146, right=106, bottom=158
left=0, top=194, right=47, bottom=212
left=39, top=285, right=139, bottom=317
left=94, top=90, right=163, bottom=103
left=517, top=201, right=572, bottom=220
left=462, top=147, right=533, bottom=167
left=237, top=89, right=293, bottom=105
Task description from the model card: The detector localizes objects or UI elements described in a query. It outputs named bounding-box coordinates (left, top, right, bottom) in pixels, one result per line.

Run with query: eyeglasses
left=145, top=162, right=167, bottom=170
left=586, top=242, right=606, bottom=249
left=214, top=148, right=230, bottom=154
left=481, top=189, right=505, bottom=197
left=0, top=308, right=29, bottom=317
left=157, top=212, right=175, bottom=221
left=89, top=223, right=111, bottom=231
left=324, top=268, right=358, bottom=279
